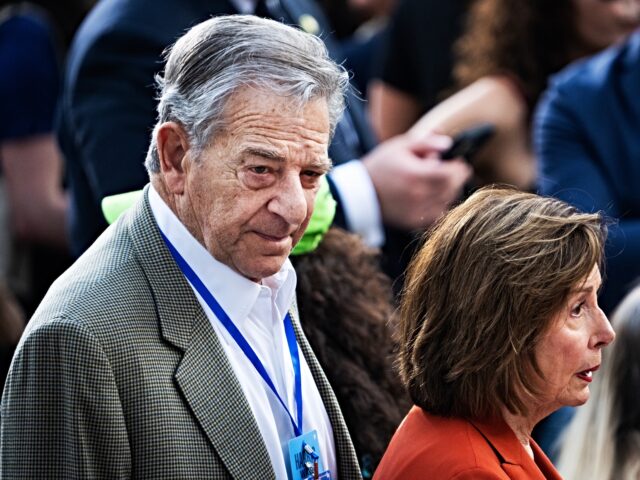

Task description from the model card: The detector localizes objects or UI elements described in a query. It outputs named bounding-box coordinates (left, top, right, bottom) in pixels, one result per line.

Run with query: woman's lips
left=576, top=365, right=600, bottom=383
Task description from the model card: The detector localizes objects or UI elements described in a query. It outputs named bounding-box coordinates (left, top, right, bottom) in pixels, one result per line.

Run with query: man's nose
left=267, top=174, right=308, bottom=225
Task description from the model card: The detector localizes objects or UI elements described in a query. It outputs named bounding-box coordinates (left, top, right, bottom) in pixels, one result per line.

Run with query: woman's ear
left=156, top=122, right=191, bottom=194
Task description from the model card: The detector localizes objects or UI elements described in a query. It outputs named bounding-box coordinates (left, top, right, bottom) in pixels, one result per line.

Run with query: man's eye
left=302, top=170, right=322, bottom=178
left=250, top=166, right=270, bottom=174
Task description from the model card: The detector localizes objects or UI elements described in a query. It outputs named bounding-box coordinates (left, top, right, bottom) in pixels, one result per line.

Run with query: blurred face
left=573, top=0, right=640, bottom=51
left=182, top=87, right=331, bottom=281
left=534, top=265, right=615, bottom=411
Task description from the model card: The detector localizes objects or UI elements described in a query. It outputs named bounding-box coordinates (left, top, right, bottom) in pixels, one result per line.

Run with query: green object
left=101, top=190, right=143, bottom=225
left=290, top=176, right=336, bottom=256
left=100, top=177, right=336, bottom=255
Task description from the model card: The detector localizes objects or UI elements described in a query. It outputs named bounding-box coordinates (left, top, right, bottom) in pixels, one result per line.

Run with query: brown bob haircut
left=398, top=187, right=606, bottom=420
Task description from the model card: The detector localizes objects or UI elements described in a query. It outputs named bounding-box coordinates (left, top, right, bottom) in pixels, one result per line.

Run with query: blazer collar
left=469, top=417, right=561, bottom=480
left=126, top=186, right=276, bottom=479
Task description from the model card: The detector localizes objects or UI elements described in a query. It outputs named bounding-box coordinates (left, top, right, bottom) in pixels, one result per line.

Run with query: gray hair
left=145, top=14, right=349, bottom=174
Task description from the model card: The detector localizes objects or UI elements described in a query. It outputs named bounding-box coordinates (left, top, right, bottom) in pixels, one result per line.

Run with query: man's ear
left=156, top=122, right=191, bottom=194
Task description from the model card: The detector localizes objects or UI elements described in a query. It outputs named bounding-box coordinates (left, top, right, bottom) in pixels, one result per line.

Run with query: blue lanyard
left=160, top=232, right=304, bottom=437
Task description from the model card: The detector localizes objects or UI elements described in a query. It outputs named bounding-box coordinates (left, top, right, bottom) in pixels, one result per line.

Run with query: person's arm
left=0, top=318, right=131, bottom=477
left=0, top=15, right=68, bottom=249
left=361, top=132, right=471, bottom=231
left=409, top=77, right=535, bottom=190
left=368, top=0, right=467, bottom=141
left=369, top=80, right=424, bottom=141
left=535, top=83, right=640, bottom=312
left=1, top=134, right=68, bottom=249
left=367, top=0, right=425, bottom=141
left=329, top=132, right=471, bottom=247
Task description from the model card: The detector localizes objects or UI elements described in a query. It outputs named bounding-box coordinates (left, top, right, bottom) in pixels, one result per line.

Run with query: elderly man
left=1, top=16, right=360, bottom=479
left=58, top=0, right=471, bottom=284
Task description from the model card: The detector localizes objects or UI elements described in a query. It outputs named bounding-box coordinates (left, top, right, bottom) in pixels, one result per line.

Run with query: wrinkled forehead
left=221, top=84, right=327, bottom=119
left=220, top=86, right=331, bottom=140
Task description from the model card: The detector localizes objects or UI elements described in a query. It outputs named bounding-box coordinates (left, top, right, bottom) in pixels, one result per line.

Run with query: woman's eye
left=571, top=301, right=585, bottom=317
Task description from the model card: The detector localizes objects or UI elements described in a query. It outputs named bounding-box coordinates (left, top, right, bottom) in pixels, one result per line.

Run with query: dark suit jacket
left=374, top=406, right=561, bottom=480
left=0, top=188, right=361, bottom=479
left=58, top=0, right=376, bottom=257
left=535, top=31, right=640, bottom=313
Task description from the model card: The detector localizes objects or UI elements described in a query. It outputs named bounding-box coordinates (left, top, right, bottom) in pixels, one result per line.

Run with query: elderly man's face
left=182, top=87, right=331, bottom=281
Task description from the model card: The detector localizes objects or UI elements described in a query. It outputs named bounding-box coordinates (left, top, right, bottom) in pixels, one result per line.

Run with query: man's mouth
left=576, top=365, right=599, bottom=383
left=254, top=231, right=291, bottom=244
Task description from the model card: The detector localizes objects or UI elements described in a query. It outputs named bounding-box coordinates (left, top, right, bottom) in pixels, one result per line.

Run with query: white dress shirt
left=149, top=186, right=337, bottom=479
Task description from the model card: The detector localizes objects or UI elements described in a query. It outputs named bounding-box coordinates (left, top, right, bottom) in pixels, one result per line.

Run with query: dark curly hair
left=454, top=0, right=579, bottom=109
left=291, top=227, right=409, bottom=476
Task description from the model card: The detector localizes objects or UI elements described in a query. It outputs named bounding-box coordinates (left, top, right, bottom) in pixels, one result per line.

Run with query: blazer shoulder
left=548, top=41, right=628, bottom=99
left=376, top=408, right=507, bottom=479
left=26, top=219, right=157, bottom=347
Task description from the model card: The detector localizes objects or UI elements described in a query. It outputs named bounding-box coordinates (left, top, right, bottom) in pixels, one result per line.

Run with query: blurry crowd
left=1, top=0, right=640, bottom=478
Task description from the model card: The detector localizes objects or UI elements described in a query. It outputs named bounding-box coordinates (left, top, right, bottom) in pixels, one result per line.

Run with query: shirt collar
left=148, top=185, right=296, bottom=324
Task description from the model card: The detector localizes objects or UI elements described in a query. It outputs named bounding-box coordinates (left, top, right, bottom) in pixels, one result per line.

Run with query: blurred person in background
left=557, top=286, right=640, bottom=480
left=373, top=0, right=640, bottom=191
left=0, top=0, right=92, bottom=388
left=369, top=0, right=471, bottom=140
left=319, top=0, right=398, bottom=96
left=536, top=29, right=640, bottom=315
left=375, top=187, right=615, bottom=479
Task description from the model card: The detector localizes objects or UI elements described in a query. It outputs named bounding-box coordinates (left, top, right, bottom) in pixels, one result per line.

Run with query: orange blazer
left=374, top=406, right=562, bottom=479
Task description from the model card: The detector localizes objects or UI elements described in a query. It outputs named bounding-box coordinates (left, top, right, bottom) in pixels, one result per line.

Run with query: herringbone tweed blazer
left=0, top=187, right=361, bottom=479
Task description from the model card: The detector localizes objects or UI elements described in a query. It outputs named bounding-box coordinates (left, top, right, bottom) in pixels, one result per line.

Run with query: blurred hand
left=362, top=132, right=472, bottom=231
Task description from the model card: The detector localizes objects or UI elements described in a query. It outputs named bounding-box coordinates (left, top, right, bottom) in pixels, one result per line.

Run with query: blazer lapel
left=470, top=417, right=560, bottom=480
left=288, top=299, right=362, bottom=480
left=126, top=187, right=275, bottom=479
left=173, top=312, right=275, bottom=479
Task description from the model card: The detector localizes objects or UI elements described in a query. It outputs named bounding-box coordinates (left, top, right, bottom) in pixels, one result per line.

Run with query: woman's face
left=573, top=0, right=640, bottom=52
left=534, top=264, right=615, bottom=412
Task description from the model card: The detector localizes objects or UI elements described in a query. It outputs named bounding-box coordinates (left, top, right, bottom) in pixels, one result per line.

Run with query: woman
left=371, top=0, right=640, bottom=189
left=557, top=287, right=640, bottom=480
left=374, top=187, right=616, bottom=479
